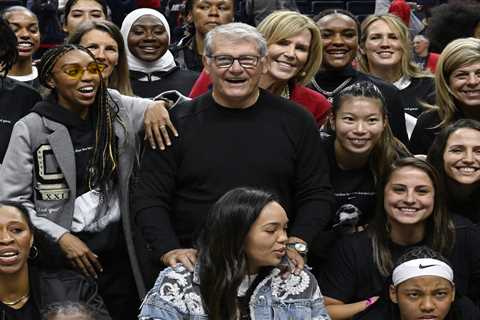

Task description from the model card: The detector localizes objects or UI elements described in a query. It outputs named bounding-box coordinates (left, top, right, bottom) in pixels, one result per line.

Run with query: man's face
left=203, top=36, right=266, bottom=108
left=413, top=36, right=429, bottom=55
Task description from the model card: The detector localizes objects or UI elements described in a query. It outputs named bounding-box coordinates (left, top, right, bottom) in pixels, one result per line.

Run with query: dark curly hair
left=426, top=3, right=480, bottom=53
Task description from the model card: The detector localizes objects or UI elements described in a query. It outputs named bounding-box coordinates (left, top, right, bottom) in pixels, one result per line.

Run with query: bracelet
left=365, top=297, right=374, bottom=308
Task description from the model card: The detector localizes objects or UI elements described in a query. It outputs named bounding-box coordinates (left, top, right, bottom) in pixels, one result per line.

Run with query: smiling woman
left=0, top=43, right=181, bottom=319
left=310, top=9, right=409, bottom=144
left=358, top=14, right=435, bottom=138
left=318, top=157, right=480, bottom=319
left=316, top=82, right=408, bottom=238
left=427, top=119, right=480, bottom=223
left=410, top=37, right=480, bottom=155
left=69, top=20, right=133, bottom=96
left=2, top=6, right=41, bottom=89
left=120, top=8, right=198, bottom=98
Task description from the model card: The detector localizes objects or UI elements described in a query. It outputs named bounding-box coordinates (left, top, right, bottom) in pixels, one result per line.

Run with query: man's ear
left=329, top=114, right=336, bottom=131
left=389, top=285, right=398, bottom=304
left=202, top=56, right=210, bottom=75
left=260, top=56, right=268, bottom=74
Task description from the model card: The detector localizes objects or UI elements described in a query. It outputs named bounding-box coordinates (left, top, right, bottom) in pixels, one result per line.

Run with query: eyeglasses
left=207, top=55, right=260, bottom=69
left=57, top=62, right=106, bottom=80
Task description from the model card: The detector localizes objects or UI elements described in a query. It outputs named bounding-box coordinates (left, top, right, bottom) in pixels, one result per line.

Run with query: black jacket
left=0, top=267, right=110, bottom=320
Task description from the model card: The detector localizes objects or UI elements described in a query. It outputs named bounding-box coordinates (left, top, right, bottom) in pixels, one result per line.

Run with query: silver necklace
left=311, top=77, right=353, bottom=102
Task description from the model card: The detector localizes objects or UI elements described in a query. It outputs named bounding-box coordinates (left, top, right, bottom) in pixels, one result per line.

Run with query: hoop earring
left=29, top=245, right=39, bottom=260
left=385, top=221, right=391, bottom=233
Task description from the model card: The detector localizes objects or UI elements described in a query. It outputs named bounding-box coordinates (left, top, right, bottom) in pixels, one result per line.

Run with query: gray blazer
left=0, top=89, right=151, bottom=296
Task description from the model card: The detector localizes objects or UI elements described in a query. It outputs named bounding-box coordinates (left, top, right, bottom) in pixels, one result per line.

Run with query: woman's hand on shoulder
left=144, top=100, right=179, bottom=151
left=58, top=232, right=103, bottom=279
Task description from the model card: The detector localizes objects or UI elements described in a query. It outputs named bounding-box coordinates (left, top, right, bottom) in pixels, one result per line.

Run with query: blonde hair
left=359, top=14, right=430, bottom=81
left=257, top=10, right=322, bottom=85
left=434, top=37, right=480, bottom=127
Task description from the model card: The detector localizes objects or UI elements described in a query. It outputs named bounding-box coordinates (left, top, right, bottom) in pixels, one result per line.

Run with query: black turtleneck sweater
left=309, top=66, right=409, bottom=146
left=134, top=90, right=334, bottom=261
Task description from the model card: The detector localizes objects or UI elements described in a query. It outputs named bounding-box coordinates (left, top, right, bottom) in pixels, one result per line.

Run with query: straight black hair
left=197, top=187, right=278, bottom=320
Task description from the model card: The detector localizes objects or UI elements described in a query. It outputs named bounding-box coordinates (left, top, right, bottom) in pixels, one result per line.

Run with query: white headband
left=392, top=258, right=454, bottom=286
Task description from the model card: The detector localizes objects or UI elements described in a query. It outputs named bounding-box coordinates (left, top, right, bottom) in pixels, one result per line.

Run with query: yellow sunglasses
left=59, top=62, right=107, bottom=80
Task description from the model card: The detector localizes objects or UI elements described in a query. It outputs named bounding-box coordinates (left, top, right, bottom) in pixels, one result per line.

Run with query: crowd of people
left=1, top=0, right=480, bottom=319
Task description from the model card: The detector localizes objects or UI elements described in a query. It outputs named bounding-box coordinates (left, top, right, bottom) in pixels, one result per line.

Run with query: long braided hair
left=37, top=44, right=120, bottom=195
left=0, top=16, right=18, bottom=76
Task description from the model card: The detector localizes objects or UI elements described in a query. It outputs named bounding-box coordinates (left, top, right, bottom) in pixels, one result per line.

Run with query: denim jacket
left=138, top=264, right=331, bottom=320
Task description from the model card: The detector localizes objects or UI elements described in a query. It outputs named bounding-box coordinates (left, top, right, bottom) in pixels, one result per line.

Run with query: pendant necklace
left=280, top=86, right=290, bottom=99
left=311, top=77, right=353, bottom=103
left=1, top=292, right=30, bottom=306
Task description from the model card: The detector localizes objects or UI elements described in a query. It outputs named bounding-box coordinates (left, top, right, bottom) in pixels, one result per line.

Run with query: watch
left=287, top=242, right=308, bottom=256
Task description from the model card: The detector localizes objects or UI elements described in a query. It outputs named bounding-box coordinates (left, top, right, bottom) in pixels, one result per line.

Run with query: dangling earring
left=300, top=71, right=307, bottom=77
left=385, top=221, right=391, bottom=233
left=29, top=245, right=39, bottom=260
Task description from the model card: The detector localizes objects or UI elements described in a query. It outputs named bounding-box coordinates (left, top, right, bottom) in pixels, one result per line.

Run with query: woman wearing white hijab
left=120, top=8, right=198, bottom=98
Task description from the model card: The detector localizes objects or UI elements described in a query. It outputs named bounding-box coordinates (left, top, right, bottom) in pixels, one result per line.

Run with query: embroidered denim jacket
left=138, top=264, right=331, bottom=320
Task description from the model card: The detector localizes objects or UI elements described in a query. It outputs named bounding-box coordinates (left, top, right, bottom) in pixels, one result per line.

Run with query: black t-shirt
left=0, top=77, right=41, bottom=163
left=318, top=215, right=480, bottom=304
left=321, top=132, right=376, bottom=231
left=396, top=77, right=435, bottom=118
left=130, top=66, right=198, bottom=99
left=311, top=133, right=376, bottom=270
left=1, top=298, right=40, bottom=320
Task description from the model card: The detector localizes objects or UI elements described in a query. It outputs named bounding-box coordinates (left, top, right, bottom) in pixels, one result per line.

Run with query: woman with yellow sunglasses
left=0, top=44, right=164, bottom=319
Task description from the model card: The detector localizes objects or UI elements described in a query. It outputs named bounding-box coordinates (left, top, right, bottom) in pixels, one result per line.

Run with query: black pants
left=97, top=249, right=139, bottom=320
